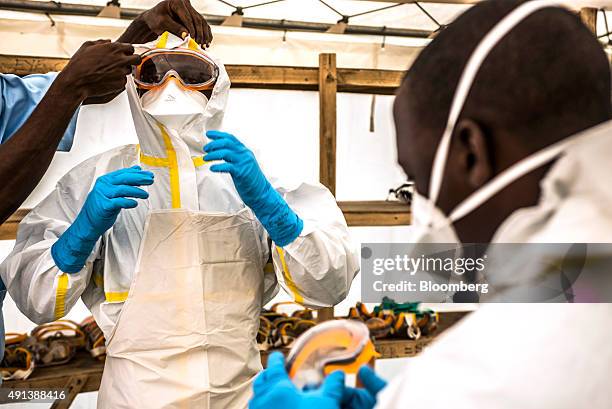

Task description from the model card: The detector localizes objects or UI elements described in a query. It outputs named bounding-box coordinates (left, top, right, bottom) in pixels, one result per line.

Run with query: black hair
left=401, top=0, right=611, bottom=151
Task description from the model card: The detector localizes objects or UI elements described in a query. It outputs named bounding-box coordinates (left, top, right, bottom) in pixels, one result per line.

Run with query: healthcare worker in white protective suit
left=250, top=2, right=612, bottom=409
left=0, top=32, right=359, bottom=408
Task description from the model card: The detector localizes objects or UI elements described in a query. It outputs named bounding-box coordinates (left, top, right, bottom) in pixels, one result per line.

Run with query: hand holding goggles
left=133, top=49, right=219, bottom=91
left=285, top=319, right=379, bottom=389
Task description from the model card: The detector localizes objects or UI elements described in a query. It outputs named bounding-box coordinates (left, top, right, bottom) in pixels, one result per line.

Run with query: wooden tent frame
left=0, top=5, right=599, bottom=316
left=0, top=53, right=412, bottom=242
left=0, top=4, right=599, bottom=235
left=0, top=52, right=417, bottom=407
left=0, top=52, right=414, bottom=324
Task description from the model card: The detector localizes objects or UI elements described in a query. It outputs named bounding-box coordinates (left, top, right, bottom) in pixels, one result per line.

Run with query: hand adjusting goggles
left=133, top=49, right=219, bottom=91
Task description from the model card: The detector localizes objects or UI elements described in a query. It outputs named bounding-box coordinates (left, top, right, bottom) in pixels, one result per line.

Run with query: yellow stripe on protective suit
left=276, top=247, right=304, bottom=305
left=156, top=31, right=169, bottom=48
left=142, top=152, right=206, bottom=169
left=158, top=126, right=181, bottom=208
left=188, top=38, right=199, bottom=51
left=93, top=271, right=104, bottom=289
left=106, top=291, right=130, bottom=303
left=54, top=274, right=69, bottom=320
left=140, top=153, right=170, bottom=167
left=139, top=137, right=208, bottom=207
left=264, top=261, right=275, bottom=274
left=192, top=157, right=208, bottom=167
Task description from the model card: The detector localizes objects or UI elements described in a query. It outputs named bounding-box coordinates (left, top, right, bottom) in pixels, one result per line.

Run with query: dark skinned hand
left=118, top=0, right=213, bottom=48
left=55, top=39, right=141, bottom=105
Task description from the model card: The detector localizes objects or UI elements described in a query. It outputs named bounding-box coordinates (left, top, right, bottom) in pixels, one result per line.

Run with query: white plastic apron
left=97, top=208, right=264, bottom=408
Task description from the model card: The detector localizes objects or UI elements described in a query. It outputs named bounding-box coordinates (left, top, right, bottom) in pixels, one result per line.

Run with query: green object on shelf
left=373, top=297, right=434, bottom=318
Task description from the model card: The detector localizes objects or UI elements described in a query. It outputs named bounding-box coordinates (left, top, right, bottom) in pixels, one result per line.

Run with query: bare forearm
left=0, top=77, right=83, bottom=223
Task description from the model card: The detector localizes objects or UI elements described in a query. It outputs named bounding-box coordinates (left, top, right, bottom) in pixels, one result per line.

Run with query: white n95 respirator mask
left=410, top=191, right=460, bottom=244
left=140, top=78, right=209, bottom=132
left=411, top=0, right=570, bottom=247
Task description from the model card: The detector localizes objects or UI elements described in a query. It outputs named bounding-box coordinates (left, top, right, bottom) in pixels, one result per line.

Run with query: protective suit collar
left=126, top=32, right=230, bottom=160
left=492, top=119, right=612, bottom=243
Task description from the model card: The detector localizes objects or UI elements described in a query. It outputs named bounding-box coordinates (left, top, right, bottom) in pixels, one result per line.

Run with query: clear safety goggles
left=285, top=320, right=379, bottom=388
left=132, top=49, right=219, bottom=91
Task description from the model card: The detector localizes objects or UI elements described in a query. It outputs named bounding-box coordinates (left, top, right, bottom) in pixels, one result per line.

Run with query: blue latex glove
left=204, top=131, right=303, bottom=247
left=250, top=351, right=345, bottom=409
left=51, top=166, right=154, bottom=273
left=341, top=366, right=387, bottom=409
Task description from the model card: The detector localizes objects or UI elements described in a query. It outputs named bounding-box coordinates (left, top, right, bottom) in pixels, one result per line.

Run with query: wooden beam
left=580, top=7, right=598, bottom=35
left=318, top=53, right=338, bottom=197
left=337, top=68, right=404, bottom=94
left=318, top=53, right=337, bottom=323
left=0, top=202, right=412, bottom=240
left=0, top=55, right=68, bottom=75
left=339, top=201, right=411, bottom=226
left=50, top=374, right=89, bottom=409
left=0, top=208, right=28, bottom=240
left=0, top=55, right=404, bottom=95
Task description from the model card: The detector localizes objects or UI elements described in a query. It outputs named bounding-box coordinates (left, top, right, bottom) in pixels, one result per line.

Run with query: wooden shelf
left=0, top=340, right=419, bottom=405
left=339, top=201, right=411, bottom=226
left=0, top=348, right=282, bottom=406
left=1, top=311, right=471, bottom=405
left=0, top=55, right=404, bottom=95
left=0, top=202, right=410, bottom=240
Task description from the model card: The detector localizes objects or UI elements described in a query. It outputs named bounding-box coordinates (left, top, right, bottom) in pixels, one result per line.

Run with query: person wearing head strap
left=250, top=1, right=612, bottom=408
left=1, top=31, right=359, bottom=408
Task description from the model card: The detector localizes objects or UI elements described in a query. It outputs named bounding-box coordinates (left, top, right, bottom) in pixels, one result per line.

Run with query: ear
left=455, top=119, right=492, bottom=188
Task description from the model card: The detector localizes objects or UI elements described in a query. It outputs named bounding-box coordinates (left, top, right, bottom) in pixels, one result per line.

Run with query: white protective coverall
left=376, top=2, right=612, bottom=407
left=376, top=122, right=612, bottom=409
left=0, top=34, right=359, bottom=408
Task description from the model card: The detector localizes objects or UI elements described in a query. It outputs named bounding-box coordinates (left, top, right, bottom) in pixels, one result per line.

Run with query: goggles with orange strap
left=285, top=319, right=379, bottom=389
left=132, top=48, right=219, bottom=91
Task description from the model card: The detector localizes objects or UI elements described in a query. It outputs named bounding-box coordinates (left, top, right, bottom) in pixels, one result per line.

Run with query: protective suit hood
left=127, top=32, right=230, bottom=160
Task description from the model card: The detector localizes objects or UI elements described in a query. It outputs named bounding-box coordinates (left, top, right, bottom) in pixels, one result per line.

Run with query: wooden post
left=579, top=7, right=598, bottom=35
left=319, top=53, right=337, bottom=196
left=318, top=53, right=337, bottom=322
left=50, top=374, right=88, bottom=409
left=317, top=307, right=335, bottom=322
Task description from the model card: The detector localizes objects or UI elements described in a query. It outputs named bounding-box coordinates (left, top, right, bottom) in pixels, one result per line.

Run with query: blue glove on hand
left=204, top=131, right=303, bottom=247
left=341, top=366, right=387, bottom=409
left=250, top=352, right=345, bottom=409
left=51, top=166, right=154, bottom=273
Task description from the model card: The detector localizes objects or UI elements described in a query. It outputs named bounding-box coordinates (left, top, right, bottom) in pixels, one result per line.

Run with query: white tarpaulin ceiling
left=0, top=9, right=426, bottom=69
left=2, top=1, right=612, bottom=69
left=14, top=0, right=612, bottom=31
left=25, top=0, right=473, bottom=31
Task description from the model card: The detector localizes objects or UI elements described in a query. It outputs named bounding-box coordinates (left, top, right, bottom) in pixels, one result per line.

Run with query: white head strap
left=428, top=0, right=563, bottom=221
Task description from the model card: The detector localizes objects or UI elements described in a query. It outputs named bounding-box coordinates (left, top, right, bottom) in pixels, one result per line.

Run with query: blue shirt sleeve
left=0, top=72, right=79, bottom=151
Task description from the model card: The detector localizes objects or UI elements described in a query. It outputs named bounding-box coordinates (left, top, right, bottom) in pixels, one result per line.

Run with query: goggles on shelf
left=132, top=48, right=219, bottom=91
left=286, top=319, right=379, bottom=389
